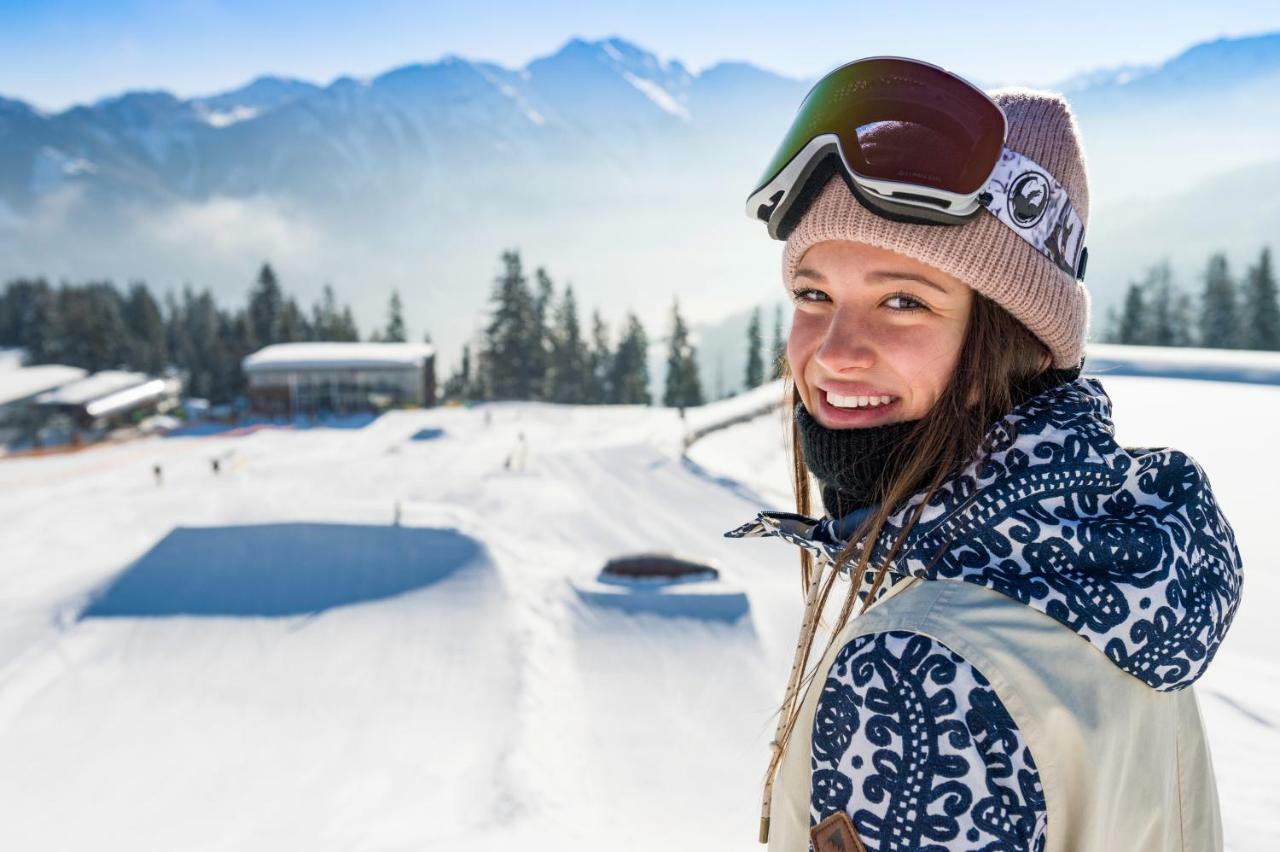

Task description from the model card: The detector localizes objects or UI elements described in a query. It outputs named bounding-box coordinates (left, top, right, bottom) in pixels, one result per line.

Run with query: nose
left=814, top=305, right=876, bottom=372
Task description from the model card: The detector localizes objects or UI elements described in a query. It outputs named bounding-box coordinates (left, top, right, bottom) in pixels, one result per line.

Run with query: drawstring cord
left=759, top=550, right=829, bottom=844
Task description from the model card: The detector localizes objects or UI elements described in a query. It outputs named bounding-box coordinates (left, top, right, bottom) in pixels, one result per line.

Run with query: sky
left=2, top=0, right=1280, bottom=112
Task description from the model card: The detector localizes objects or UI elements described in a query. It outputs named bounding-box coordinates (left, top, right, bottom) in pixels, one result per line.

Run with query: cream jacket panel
left=768, top=577, right=1222, bottom=852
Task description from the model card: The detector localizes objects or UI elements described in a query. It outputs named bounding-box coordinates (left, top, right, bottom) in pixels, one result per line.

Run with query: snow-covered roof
left=36, top=371, right=153, bottom=407
left=243, top=342, right=435, bottom=373
left=83, top=377, right=181, bottom=419
left=0, top=364, right=89, bottom=407
left=0, top=348, right=28, bottom=371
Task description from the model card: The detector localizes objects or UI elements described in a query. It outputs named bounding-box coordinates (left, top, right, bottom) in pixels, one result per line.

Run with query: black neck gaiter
left=794, top=405, right=922, bottom=518
left=796, top=365, right=1083, bottom=518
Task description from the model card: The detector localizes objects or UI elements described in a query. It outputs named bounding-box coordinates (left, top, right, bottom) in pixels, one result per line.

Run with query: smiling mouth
left=814, top=389, right=903, bottom=426
left=824, top=390, right=898, bottom=409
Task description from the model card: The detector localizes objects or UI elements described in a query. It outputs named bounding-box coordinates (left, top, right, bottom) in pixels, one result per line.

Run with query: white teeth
left=825, top=390, right=896, bottom=409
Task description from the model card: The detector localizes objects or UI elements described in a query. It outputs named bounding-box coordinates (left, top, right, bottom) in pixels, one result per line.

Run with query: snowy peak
left=1160, top=32, right=1280, bottom=86
left=527, top=36, right=694, bottom=124
left=1050, top=63, right=1156, bottom=94
left=192, top=75, right=320, bottom=127
left=1053, top=31, right=1280, bottom=98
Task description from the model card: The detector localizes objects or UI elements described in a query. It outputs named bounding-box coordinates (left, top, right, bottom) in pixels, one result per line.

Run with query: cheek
left=786, top=314, right=822, bottom=372
left=881, top=323, right=965, bottom=396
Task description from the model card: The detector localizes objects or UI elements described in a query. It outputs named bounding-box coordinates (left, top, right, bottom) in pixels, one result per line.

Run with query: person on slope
left=725, top=56, right=1244, bottom=852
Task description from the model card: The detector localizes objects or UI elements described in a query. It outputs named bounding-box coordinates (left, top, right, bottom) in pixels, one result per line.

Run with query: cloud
left=146, top=194, right=322, bottom=266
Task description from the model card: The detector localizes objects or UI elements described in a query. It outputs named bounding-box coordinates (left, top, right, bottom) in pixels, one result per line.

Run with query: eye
left=789, top=286, right=828, bottom=304
left=884, top=291, right=928, bottom=312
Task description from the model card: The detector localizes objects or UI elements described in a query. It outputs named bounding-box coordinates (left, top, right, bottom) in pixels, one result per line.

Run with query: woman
left=725, top=58, right=1244, bottom=851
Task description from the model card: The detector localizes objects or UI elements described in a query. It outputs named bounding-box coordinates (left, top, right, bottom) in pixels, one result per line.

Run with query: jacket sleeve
left=810, top=629, right=1048, bottom=851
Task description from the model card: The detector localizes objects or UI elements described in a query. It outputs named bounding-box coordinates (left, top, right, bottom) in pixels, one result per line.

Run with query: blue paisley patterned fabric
left=811, top=631, right=1047, bottom=852
left=724, top=376, right=1244, bottom=692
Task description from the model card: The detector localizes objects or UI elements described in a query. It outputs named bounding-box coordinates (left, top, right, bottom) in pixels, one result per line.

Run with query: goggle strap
left=981, top=147, right=1088, bottom=280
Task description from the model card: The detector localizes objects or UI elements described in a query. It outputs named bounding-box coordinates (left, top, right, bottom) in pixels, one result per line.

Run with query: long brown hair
left=764, top=290, right=1054, bottom=789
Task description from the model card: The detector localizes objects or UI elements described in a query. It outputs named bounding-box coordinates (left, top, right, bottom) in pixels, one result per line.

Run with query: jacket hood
left=725, top=376, right=1244, bottom=692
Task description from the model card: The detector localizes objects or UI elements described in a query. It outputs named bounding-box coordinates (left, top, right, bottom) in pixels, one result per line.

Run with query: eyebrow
left=794, top=267, right=952, bottom=296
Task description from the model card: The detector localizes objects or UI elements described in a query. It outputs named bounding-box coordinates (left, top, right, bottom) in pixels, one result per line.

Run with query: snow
left=602, top=42, right=625, bottom=64
left=1086, top=342, right=1280, bottom=384
left=473, top=65, right=547, bottom=126
left=0, top=376, right=1275, bottom=849
left=35, top=370, right=152, bottom=406
left=201, top=105, right=261, bottom=128
left=621, top=72, right=690, bottom=121
left=242, top=342, right=435, bottom=372
left=86, top=377, right=179, bottom=419
left=0, top=364, right=87, bottom=407
left=0, top=348, right=26, bottom=370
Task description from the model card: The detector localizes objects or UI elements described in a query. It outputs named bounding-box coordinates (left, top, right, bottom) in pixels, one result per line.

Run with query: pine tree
left=247, top=262, right=283, bottom=348
left=384, top=289, right=407, bottom=342
left=1198, top=253, right=1238, bottom=349
left=1116, top=282, right=1147, bottom=344
left=663, top=296, right=704, bottom=407
left=123, top=282, right=168, bottom=374
left=1114, top=261, right=1193, bottom=347
left=480, top=249, right=540, bottom=400
left=1241, top=247, right=1280, bottom=350
left=586, top=310, right=612, bottom=405
left=714, top=349, right=726, bottom=400
left=312, top=284, right=341, bottom=340
left=610, top=312, right=651, bottom=405
left=460, top=344, right=472, bottom=398
left=224, top=308, right=255, bottom=400
left=1143, top=262, right=1193, bottom=347
left=770, top=303, right=786, bottom=380
left=1101, top=302, right=1122, bottom=344
left=531, top=267, right=555, bottom=399
left=181, top=288, right=222, bottom=401
left=163, top=289, right=183, bottom=368
left=744, top=306, right=764, bottom=389
left=58, top=282, right=131, bottom=370
left=19, top=279, right=65, bottom=364
left=546, top=284, right=589, bottom=404
left=338, top=306, right=360, bottom=342
left=280, top=296, right=313, bottom=342
left=443, top=344, right=473, bottom=401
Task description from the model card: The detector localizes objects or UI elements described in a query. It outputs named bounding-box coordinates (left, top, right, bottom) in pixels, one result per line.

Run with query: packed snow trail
left=0, top=402, right=808, bottom=851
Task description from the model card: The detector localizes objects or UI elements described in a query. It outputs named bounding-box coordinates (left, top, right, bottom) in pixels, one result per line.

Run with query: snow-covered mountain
left=1, top=33, right=1277, bottom=377
left=0, top=36, right=761, bottom=213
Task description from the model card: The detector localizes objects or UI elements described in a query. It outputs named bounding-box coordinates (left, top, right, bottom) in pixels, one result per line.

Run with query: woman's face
left=787, top=240, right=974, bottom=429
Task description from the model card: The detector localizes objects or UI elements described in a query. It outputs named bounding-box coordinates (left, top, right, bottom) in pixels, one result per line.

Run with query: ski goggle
left=747, top=55, right=1089, bottom=281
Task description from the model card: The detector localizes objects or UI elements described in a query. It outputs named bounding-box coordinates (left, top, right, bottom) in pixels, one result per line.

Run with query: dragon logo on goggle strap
left=1008, top=171, right=1051, bottom=228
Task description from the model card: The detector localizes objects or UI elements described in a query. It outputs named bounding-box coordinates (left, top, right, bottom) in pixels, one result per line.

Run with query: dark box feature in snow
left=81, top=523, right=485, bottom=618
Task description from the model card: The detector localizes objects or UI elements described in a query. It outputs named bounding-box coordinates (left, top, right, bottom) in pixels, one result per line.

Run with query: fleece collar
left=725, top=377, right=1244, bottom=691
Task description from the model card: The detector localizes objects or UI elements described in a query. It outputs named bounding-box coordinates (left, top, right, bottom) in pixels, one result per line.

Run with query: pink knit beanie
left=782, top=86, right=1091, bottom=369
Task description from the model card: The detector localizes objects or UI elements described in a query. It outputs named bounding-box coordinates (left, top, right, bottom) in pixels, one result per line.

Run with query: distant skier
left=504, top=431, right=528, bottom=472
left=153, top=463, right=163, bottom=486
left=211, top=458, right=221, bottom=475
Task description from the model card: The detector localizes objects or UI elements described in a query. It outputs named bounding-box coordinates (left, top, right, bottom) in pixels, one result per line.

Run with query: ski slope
left=0, top=375, right=1275, bottom=850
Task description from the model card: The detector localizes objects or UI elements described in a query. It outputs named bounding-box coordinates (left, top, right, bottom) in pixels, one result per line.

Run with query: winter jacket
left=726, top=376, right=1244, bottom=851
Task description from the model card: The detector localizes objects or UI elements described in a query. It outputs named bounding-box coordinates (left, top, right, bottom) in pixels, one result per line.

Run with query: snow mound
left=82, top=523, right=488, bottom=617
